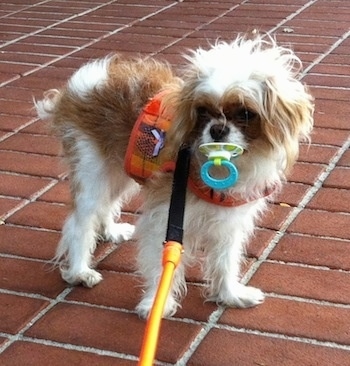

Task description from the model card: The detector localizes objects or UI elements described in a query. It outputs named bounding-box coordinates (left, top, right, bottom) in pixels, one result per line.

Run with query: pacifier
left=199, top=143, right=244, bottom=190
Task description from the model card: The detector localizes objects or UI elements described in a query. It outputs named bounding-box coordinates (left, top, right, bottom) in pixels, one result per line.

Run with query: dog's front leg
left=135, top=206, right=187, bottom=319
left=204, top=231, right=265, bottom=308
left=136, top=238, right=187, bottom=319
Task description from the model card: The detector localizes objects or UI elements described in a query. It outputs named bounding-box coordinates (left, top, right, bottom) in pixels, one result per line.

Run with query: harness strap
left=165, top=146, right=191, bottom=244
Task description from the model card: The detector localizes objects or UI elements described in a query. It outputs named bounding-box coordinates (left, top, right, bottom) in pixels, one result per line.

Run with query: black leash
left=165, top=145, right=191, bottom=244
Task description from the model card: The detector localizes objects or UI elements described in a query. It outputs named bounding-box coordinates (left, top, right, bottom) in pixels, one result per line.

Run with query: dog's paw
left=136, top=294, right=178, bottom=319
left=104, top=223, right=135, bottom=243
left=61, top=268, right=103, bottom=288
left=212, top=284, right=265, bottom=308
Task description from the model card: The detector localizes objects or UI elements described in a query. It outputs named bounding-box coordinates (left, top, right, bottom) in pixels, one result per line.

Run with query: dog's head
left=163, top=35, right=314, bottom=183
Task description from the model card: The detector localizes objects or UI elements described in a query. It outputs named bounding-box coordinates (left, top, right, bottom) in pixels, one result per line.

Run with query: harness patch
left=124, top=93, right=172, bottom=183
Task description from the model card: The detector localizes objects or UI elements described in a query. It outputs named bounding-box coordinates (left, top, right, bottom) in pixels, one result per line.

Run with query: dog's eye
left=235, top=109, right=257, bottom=123
left=196, top=106, right=211, bottom=122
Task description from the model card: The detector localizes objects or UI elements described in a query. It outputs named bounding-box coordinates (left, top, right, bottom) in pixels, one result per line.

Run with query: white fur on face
left=188, top=37, right=300, bottom=98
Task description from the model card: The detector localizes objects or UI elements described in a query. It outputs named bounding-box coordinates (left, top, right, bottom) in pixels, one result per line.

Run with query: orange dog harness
left=124, top=92, right=172, bottom=183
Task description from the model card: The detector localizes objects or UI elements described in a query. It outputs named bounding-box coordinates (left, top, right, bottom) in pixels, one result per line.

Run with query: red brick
left=175, top=284, right=218, bottom=322
left=258, top=204, right=293, bottom=231
left=0, top=197, right=25, bottom=219
left=20, top=120, right=52, bottom=135
left=0, top=72, right=18, bottom=85
left=311, top=127, right=350, bottom=146
left=0, top=100, right=35, bottom=116
left=324, top=167, right=350, bottom=189
left=0, top=173, right=52, bottom=199
left=189, top=328, right=350, bottom=366
left=38, top=180, right=71, bottom=204
left=10, top=75, right=66, bottom=91
left=0, top=342, right=133, bottom=366
left=0, top=115, right=32, bottom=132
left=272, top=182, right=310, bottom=207
left=21, top=35, right=87, bottom=48
left=250, top=262, right=350, bottom=304
left=314, top=112, right=350, bottom=130
left=99, top=240, right=138, bottom=274
left=310, top=86, right=350, bottom=102
left=287, top=162, right=325, bottom=185
left=0, top=133, right=61, bottom=156
left=66, top=271, right=142, bottom=311
left=6, top=201, right=68, bottom=231
left=338, top=150, right=350, bottom=167
left=310, top=63, right=350, bottom=76
left=298, top=144, right=338, bottom=164
left=314, top=98, right=350, bottom=118
left=288, top=209, right=350, bottom=239
left=0, top=225, right=58, bottom=260
left=0, top=51, right=53, bottom=66
left=0, top=151, right=65, bottom=178
left=41, top=27, right=106, bottom=40
left=0, top=62, right=33, bottom=76
left=25, top=303, right=202, bottom=364
left=0, top=293, right=49, bottom=334
left=0, top=257, right=65, bottom=298
left=269, top=233, right=350, bottom=270
left=30, top=66, right=75, bottom=81
left=304, top=74, right=350, bottom=88
left=3, top=42, right=75, bottom=57
left=247, top=228, right=276, bottom=258
left=220, top=297, right=350, bottom=345
left=307, top=187, right=350, bottom=212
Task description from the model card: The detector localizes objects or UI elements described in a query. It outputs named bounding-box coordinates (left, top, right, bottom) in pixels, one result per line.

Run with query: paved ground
left=0, top=0, right=349, bottom=365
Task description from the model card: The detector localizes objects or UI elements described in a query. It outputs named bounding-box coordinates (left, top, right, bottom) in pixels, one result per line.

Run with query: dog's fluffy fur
left=36, top=35, right=313, bottom=318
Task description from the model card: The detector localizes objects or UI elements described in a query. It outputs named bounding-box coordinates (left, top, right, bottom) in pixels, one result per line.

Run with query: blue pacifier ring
left=200, top=160, right=239, bottom=190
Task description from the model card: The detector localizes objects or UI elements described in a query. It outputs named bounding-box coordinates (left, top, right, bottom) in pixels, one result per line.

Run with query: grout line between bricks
left=0, top=288, right=51, bottom=301
left=214, top=324, right=350, bottom=352
left=13, top=336, right=140, bottom=362
left=265, top=258, right=350, bottom=273
left=0, top=253, right=50, bottom=263
left=267, top=292, right=350, bottom=309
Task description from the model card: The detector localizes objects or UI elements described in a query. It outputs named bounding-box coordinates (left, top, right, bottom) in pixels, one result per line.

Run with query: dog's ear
left=262, top=76, right=314, bottom=172
left=161, top=80, right=198, bottom=158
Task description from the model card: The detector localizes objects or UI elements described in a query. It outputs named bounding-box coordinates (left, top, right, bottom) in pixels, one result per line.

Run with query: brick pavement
left=0, top=0, right=349, bottom=365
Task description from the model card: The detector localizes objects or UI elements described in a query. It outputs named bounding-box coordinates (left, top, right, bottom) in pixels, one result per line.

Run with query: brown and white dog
left=36, top=35, right=313, bottom=318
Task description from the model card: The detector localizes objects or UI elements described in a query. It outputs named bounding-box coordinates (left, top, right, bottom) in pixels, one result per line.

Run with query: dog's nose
left=210, top=124, right=229, bottom=141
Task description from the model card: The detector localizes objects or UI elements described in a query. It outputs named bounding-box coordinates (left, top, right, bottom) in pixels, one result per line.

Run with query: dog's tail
left=34, top=89, right=61, bottom=121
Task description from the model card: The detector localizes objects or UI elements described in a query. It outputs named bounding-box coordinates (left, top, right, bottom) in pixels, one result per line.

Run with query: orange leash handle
left=138, top=241, right=183, bottom=366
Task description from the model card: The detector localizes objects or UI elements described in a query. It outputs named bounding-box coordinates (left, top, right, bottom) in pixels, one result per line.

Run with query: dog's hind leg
left=56, top=138, right=121, bottom=287
left=100, top=174, right=139, bottom=244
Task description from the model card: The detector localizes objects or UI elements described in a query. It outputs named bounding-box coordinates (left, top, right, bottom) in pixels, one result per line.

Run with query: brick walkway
left=0, top=0, right=349, bottom=365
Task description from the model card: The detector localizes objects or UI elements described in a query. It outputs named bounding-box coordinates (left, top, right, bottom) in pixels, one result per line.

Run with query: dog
left=35, top=34, right=313, bottom=318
